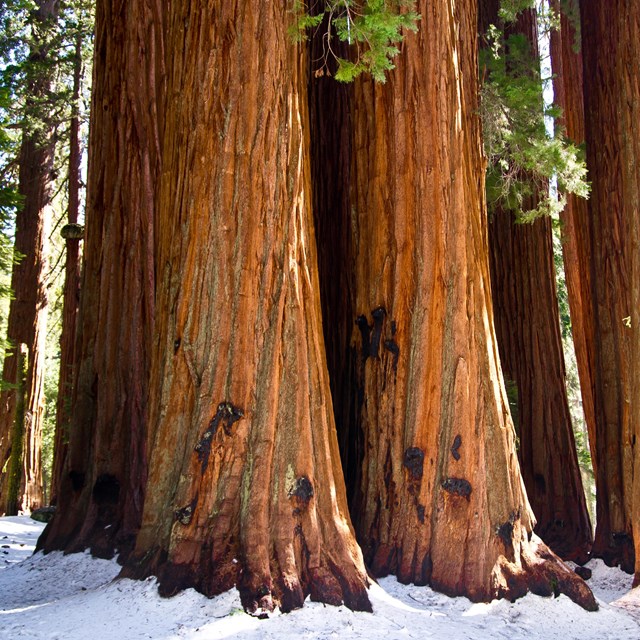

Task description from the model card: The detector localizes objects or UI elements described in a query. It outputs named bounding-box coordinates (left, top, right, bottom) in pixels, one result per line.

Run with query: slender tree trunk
left=125, top=1, right=370, bottom=614
left=38, top=0, right=162, bottom=558
left=549, top=0, right=598, bottom=485
left=486, top=8, right=592, bottom=564
left=50, top=31, right=84, bottom=506
left=344, top=0, right=594, bottom=607
left=579, top=0, right=635, bottom=572
left=0, top=0, right=56, bottom=514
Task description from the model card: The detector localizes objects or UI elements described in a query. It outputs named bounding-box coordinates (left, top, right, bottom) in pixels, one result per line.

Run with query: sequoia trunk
left=579, top=0, right=636, bottom=572
left=486, top=8, right=592, bottom=563
left=125, top=0, right=370, bottom=614
left=39, top=0, right=162, bottom=558
left=549, top=1, right=597, bottom=485
left=0, top=0, right=56, bottom=514
left=345, top=0, right=595, bottom=607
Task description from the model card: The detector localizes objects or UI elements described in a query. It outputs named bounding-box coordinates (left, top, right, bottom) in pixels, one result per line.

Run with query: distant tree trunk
left=344, top=0, right=595, bottom=607
left=549, top=0, right=597, bottom=481
left=0, top=0, right=56, bottom=514
left=486, top=8, right=592, bottom=563
left=124, top=0, right=370, bottom=614
left=50, top=30, right=84, bottom=506
left=579, top=0, right=635, bottom=572
left=38, top=0, right=162, bottom=558
left=488, top=210, right=592, bottom=562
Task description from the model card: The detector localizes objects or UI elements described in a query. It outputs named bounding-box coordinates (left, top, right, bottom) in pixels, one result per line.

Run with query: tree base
left=493, top=535, right=598, bottom=611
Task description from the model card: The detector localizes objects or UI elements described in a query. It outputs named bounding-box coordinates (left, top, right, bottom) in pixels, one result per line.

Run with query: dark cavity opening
left=92, top=474, right=120, bottom=505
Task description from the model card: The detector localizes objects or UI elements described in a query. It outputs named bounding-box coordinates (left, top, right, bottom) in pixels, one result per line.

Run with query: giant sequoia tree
left=39, top=0, right=162, bottom=558
left=0, top=0, right=57, bottom=514
left=125, top=0, right=370, bottom=614
left=577, top=0, right=637, bottom=573
left=484, top=6, right=591, bottom=563
left=312, top=0, right=594, bottom=606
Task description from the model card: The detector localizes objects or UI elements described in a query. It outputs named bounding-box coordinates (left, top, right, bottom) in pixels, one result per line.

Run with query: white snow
left=0, top=516, right=638, bottom=639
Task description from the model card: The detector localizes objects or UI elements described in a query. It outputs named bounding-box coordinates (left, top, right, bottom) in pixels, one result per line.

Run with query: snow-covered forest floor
left=0, top=516, right=638, bottom=639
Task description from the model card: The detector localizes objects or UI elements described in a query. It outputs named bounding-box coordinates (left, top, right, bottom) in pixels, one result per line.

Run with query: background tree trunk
left=485, top=8, right=592, bottom=564
left=0, top=0, right=56, bottom=514
left=579, top=0, right=635, bottom=572
left=549, top=0, right=598, bottom=486
left=50, top=30, right=84, bottom=506
left=39, top=0, right=162, bottom=558
left=344, top=0, right=594, bottom=607
left=125, top=0, right=370, bottom=614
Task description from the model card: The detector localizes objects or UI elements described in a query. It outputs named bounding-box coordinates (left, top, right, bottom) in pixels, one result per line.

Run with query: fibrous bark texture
left=343, top=0, right=595, bottom=608
left=614, top=2, right=640, bottom=586
left=39, top=0, right=162, bottom=559
left=50, top=31, right=84, bottom=506
left=0, top=0, right=56, bottom=514
left=579, top=0, right=636, bottom=573
left=489, top=211, right=592, bottom=562
left=549, top=1, right=597, bottom=485
left=125, top=0, right=370, bottom=614
left=486, top=8, right=591, bottom=564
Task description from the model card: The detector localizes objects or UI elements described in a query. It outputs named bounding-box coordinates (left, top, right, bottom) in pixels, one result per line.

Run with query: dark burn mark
left=417, top=504, right=425, bottom=523
left=497, top=510, right=520, bottom=549
left=289, top=476, right=314, bottom=510
left=356, top=315, right=371, bottom=360
left=175, top=497, right=198, bottom=526
left=450, top=434, right=462, bottom=461
left=403, top=447, right=425, bottom=481
left=441, top=477, right=472, bottom=500
left=390, top=320, right=397, bottom=336
left=370, top=306, right=386, bottom=358
left=383, top=339, right=400, bottom=372
left=195, top=401, right=244, bottom=473
left=612, top=531, right=633, bottom=545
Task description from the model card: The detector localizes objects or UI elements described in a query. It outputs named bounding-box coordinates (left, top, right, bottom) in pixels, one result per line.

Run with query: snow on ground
left=0, top=516, right=638, bottom=640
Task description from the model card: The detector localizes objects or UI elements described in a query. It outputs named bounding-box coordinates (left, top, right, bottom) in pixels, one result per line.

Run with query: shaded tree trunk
left=579, top=0, right=636, bottom=572
left=615, top=3, right=640, bottom=586
left=549, top=0, right=597, bottom=485
left=0, top=0, right=56, bottom=514
left=486, top=8, right=592, bottom=563
left=38, top=0, right=162, bottom=559
left=489, top=211, right=592, bottom=562
left=50, top=30, right=84, bottom=506
left=343, top=0, right=595, bottom=607
left=124, top=0, right=370, bottom=614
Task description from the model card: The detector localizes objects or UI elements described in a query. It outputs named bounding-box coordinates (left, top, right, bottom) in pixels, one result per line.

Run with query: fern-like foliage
left=480, top=9, right=589, bottom=222
left=290, top=0, right=419, bottom=83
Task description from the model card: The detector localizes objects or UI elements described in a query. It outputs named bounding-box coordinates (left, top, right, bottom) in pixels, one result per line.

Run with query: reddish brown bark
left=616, top=3, right=640, bottom=586
left=343, top=0, right=595, bottom=608
left=489, top=211, right=592, bottom=562
left=0, top=0, right=56, bottom=514
left=50, top=31, right=84, bottom=506
left=549, top=1, right=598, bottom=484
left=485, top=8, right=592, bottom=564
left=579, top=0, right=635, bottom=572
left=125, top=0, right=370, bottom=614
left=39, top=0, right=162, bottom=558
